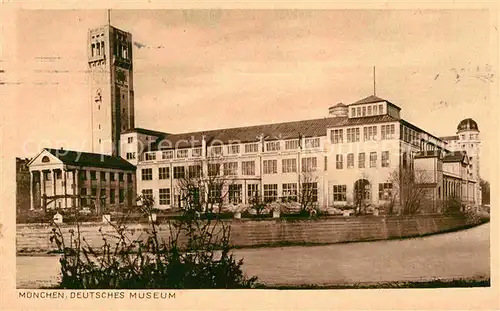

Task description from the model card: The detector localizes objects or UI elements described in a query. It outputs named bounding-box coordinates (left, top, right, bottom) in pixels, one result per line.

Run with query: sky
left=8, top=9, right=498, bottom=180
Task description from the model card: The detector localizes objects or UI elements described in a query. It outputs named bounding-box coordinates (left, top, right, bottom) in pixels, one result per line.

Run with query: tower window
left=99, top=138, right=101, bottom=144
left=91, top=43, right=95, bottom=57
left=101, top=41, right=105, bottom=56
left=98, top=124, right=101, bottom=129
left=96, top=42, right=100, bottom=56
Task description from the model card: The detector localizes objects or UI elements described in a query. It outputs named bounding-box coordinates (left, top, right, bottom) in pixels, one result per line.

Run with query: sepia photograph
left=3, top=5, right=498, bottom=309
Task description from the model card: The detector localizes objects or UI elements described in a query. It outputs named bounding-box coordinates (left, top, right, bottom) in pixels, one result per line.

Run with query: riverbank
left=17, top=223, right=490, bottom=289
left=17, top=214, right=488, bottom=254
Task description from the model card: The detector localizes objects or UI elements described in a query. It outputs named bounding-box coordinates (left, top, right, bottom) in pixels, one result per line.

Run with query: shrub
left=49, top=195, right=258, bottom=289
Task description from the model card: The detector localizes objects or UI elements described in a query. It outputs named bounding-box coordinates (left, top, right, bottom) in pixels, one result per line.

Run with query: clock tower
left=88, top=23, right=135, bottom=157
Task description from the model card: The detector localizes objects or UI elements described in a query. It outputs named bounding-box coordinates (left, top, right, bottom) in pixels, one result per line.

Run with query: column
left=30, top=171, right=35, bottom=210
left=64, top=169, right=68, bottom=208
left=53, top=169, right=57, bottom=196
left=41, top=170, right=46, bottom=211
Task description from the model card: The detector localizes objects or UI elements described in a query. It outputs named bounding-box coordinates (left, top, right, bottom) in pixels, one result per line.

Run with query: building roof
left=154, top=116, right=347, bottom=150
left=442, top=151, right=467, bottom=163
left=457, top=118, right=479, bottom=132
left=44, top=148, right=136, bottom=170
left=400, top=119, right=443, bottom=142
left=352, top=95, right=387, bottom=105
left=122, top=127, right=168, bottom=137
left=439, top=135, right=459, bottom=141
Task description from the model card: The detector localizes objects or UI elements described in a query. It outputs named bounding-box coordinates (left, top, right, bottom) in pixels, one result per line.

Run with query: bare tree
left=298, top=170, right=319, bottom=215
left=389, top=167, right=434, bottom=215
left=176, top=157, right=233, bottom=216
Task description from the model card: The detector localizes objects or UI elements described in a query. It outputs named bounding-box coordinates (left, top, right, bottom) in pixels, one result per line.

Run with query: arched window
left=41, top=156, right=50, bottom=163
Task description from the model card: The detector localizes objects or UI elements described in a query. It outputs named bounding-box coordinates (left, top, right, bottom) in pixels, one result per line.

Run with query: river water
left=17, top=223, right=490, bottom=288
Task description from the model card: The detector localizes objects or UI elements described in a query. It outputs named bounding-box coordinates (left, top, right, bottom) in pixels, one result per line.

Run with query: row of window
left=79, top=170, right=133, bottom=182
left=140, top=182, right=318, bottom=206
left=142, top=138, right=322, bottom=162
left=351, top=104, right=385, bottom=118
left=141, top=157, right=321, bottom=181
left=335, top=151, right=390, bottom=169
left=80, top=187, right=130, bottom=205
left=332, top=183, right=393, bottom=201
left=331, top=124, right=396, bottom=144
left=42, top=170, right=133, bottom=182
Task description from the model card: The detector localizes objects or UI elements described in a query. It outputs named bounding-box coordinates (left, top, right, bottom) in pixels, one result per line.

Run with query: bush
left=49, top=196, right=258, bottom=289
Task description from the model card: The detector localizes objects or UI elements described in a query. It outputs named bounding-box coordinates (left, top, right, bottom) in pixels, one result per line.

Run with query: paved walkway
left=16, top=223, right=490, bottom=288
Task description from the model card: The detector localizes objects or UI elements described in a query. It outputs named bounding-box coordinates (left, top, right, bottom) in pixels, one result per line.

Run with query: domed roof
left=457, top=118, right=479, bottom=132
left=334, top=102, right=346, bottom=107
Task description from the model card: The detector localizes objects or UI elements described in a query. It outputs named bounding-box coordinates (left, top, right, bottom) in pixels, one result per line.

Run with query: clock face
left=116, top=68, right=127, bottom=85
left=91, top=66, right=105, bottom=82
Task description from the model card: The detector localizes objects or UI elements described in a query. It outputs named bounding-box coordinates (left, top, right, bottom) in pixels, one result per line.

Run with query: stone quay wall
left=16, top=215, right=477, bottom=254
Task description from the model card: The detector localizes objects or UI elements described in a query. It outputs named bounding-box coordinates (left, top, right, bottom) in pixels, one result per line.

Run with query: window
left=127, top=137, right=133, bottom=143
left=367, top=106, right=372, bottom=115
left=333, top=185, right=347, bottom=201
left=373, top=105, right=378, bottom=115
left=100, top=171, right=106, bottom=181
left=402, top=152, right=408, bottom=168
left=159, top=167, right=169, bottom=179
left=461, top=134, right=465, bottom=140
left=223, top=162, right=238, bottom=176
left=266, top=141, right=280, bottom=152
left=90, top=171, right=97, bottom=180
left=378, top=104, right=383, bottom=114
left=173, top=166, right=185, bottom=179
left=192, top=148, right=202, bottom=158
left=302, top=182, right=318, bottom=202
left=208, top=185, right=222, bottom=203
left=144, top=152, right=156, bottom=161
left=362, top=107, right=366, bottom=116
left=245, top=143, right=259, bottom=153
left=55, top=170, right=62, bottom=179
left=162, top=150, right=173, bottom=159
left=358, top=153, right=365, bottom=168
left=336, top=154, right=343, bottom=169
left=282, top=158, right=297, bottom=173
left=176, top=149, right=188, bottom=158
left=227, top=144, right=240, bottom=154
left=331, top=129, right=343, bottom=144
left=159, top=188, right=171, bottom=205
left=263, top=184, right=278, bottom=202
left=110, top=189, right=115, bottom=204
left=80, top=188, right=88, bottom=206
left=142, top=189, right=153, bottom=201
left=282, top=183, right=297, bottom=201
left=141, top=168, right=152, bottom=180
left=381, top=151, right=390, bottom=167
left=241, top=161, right=255, bottom=175
left=247, top=184, right=259, bottom=202
left=304, top=137, right=320, bottom=149
left=208, top=163, right=221, bottom=176
left=119, top=189, right=125, bottom=203
left=127, top=173, right=132, bottom=183
left=346, top=128, right=360, bottom=143
left=285, top=139, right=299, bottom=150
left=263, top=160, right=277, bottom=174
left=44, top=171, right=51, bottom=181
left=188, top=165, right=202, bottom=178
left=79, top=170, right=87, bottom=180
left=356, top=107, right=361, bottom=116
left=363, top=126, right=377, bottom=141
left=126, top=152, right=136, bottom=160
left=118, top=172, right=124, bottom=182
left=351, top=107, right=356, bottom=117
left=378, top=183, right=393, bottom=200
left=347, top=153, right=354, bottom=169
left=109, top=172, right=115, bottom=181
left=91, top=188, right=97, bottom=197
left=228, top=184, right=242, bottom=204
left=210, top=146, right=223, bottom=156
left=301, top=157, right=317, bottom=172
left=381, top=124, right=395, bottom=140
left=370, top=152, right=377, bottom=168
